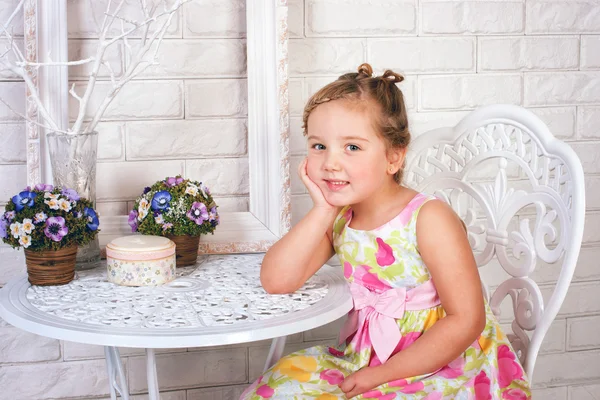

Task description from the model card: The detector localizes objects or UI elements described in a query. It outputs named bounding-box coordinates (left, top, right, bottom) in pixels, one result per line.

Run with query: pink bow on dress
left=339, top=280, right=441, bottom=363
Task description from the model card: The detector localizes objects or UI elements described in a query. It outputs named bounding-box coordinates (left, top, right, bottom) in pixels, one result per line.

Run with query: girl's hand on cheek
left=298, top=158, right=335, bottom=211
left=338, top=367, right=384, bottom=399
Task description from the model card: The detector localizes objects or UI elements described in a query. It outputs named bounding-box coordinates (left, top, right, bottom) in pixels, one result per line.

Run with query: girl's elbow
left=260, top=274, right=296, bottom=294
left=470, top=308, right=486, bottom=338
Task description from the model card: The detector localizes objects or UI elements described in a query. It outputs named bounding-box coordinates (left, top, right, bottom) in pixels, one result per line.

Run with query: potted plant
left=129, top=176, right=219, bottom=266
left=0, top=0, right=189, bottom=270
left=0, top=184, right=100, bottom=285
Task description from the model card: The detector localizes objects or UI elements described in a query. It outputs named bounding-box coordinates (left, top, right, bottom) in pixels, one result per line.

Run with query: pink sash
left=339, top=280, right=441, bottom=363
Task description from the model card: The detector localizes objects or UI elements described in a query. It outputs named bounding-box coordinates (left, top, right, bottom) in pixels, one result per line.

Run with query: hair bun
left=357, top=63, right=373, bottom=78
left=382, top=70, right=404, bottom=84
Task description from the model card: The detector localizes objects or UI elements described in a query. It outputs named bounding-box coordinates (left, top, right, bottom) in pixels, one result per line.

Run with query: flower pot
left=167, top=235, right=200, bottom=267
left=24, top=245, right=77, bottom=286
left=46, top=131, right=101, bottom=271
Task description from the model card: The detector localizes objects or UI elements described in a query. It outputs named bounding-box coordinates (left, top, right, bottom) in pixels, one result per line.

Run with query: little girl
left=241, top=64, right=531, bottom=399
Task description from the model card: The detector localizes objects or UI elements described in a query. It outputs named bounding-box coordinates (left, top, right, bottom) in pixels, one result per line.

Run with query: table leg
left=146, top=348, right=160, bottom=400
left=103, top=346, right=130, bottom=400
left=263, top=336, right=287, bottom=372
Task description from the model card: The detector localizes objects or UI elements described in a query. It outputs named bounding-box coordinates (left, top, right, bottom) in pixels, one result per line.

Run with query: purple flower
left=187, top=202, right=208, bottom=225
left=128, top=209, right=138, bottom=232
left=44, top=216, right=68, bottom=242
left=62, top=188, right=80, bottom=201
left=34, top=183, right=54, bottom=192
left=12, top=191, right=37, bottom=212
left=84, top=207, right=99, bottom=231
left=4, top=211, right=15, bottom=222
left=165, top=176, right=184, bottom=187
left=23, top=186, right=31, bottom=191
left=143, top=186, right=151, bottom=194
left=209, top=206, right=219, bottom=226
left=151, top=191, right=172, bottom=210
left=162, top=223, right=173, bottom=231
left=198, top=182, right=211, bottom=198
left=0, top=218, right=7, bottom=239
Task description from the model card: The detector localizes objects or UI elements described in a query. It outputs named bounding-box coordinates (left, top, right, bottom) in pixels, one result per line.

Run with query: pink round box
left=106, top=235, right=176, bottom=286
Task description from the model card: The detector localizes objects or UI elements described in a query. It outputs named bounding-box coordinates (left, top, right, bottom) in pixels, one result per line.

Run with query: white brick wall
left=1, top=0, right=600, bottom=398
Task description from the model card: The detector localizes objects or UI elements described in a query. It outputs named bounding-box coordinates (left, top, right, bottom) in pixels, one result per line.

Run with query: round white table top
left=0, top=253, right=353, bottom=348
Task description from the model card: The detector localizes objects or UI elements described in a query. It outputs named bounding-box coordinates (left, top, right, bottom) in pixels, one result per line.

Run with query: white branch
left=0, top=46, right=10, bottom=59
left=120, top=19, right=132, bottom=54
left=15, top=58, right=95, bottom=67
left=0, top=5, right=26, bottom=63
left=0, top=96, right=68, bottom=134
left=0, top=59, right=61, bottom=132
left=69, top=0, right=127, bottom=134
left=69, top=83, right=82, bottom=103
left=85, top=0, right=190, bottom=134
left=0, top=0, right=25, bottom=42
left=102, top=61, right=118, bottom=86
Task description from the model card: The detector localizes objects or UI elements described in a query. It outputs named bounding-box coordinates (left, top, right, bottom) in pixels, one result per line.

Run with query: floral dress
left=241, top=193, right=531, bottom=399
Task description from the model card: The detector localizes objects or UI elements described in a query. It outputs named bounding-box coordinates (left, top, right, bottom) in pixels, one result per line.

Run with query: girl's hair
left=302, top=63, right=411, bottom=183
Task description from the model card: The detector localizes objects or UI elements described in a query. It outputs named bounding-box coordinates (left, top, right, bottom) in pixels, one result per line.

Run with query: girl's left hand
left=339, top=366, right=384, bottom=398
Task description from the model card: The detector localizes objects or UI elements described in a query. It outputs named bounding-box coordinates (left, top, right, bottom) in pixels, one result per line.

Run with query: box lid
left=107, top=235, right=174, bottom=252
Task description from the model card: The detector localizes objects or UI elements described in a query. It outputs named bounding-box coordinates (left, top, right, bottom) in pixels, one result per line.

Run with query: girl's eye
left=311, top=144, right=325, bottom=150
left=346, top=144, right=360, bottom=151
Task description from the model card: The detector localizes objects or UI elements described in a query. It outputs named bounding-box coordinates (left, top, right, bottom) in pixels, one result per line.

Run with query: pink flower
left=387, top=377, right=423, bottom=393
left=353, top=265, right=391, bottom=293
left=388, top=378, right=407, bottom=387
left=474, top=371, right=492, bottom=400
left=438, top=356, right=465, bottom=379
left=328, top=347, right=344, bottom=357
left=400, top=382, right=424, bottom=394
left=256, top=384, right=275, bottom=398
left=423, top=393, right=443, bottom=400
left=502, top=388, right=529, bottom=400
left=320, top=369, right=344, bottom=385
left=375, top=237, right=395, bottom=266
left=498, top=345, right=524, bottom=388
left=362, top=390, right=393, bottom=399
left=343, top=262, right=353, bottom=279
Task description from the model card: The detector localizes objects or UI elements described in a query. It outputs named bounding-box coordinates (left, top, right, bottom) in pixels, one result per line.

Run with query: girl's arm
left=260, top=158, right=339, bottom=294
left=378, top=199, right=486, bottom=380
left=260, top=207, right=338, bottom=294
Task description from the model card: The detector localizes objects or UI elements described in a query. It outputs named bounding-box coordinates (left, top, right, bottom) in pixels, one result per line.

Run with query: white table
left=0, top=253, right=352, bottom=400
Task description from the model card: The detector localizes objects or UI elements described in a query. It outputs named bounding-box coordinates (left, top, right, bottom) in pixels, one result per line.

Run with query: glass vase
left=46, top=131, right=101, bottom=270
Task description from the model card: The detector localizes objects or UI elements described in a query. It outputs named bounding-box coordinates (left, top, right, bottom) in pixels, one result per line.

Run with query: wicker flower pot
left=167, top=235, right=200, bottom=267
left=24, top=245, right=78, bottom=286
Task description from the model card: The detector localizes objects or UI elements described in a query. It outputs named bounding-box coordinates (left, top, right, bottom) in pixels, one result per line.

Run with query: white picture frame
left=24, top=0, right=291, bottom=254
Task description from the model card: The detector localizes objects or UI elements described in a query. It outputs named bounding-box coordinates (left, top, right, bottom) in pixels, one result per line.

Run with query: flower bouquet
left=129, top=176, right=219, bottom=266
left=1, top=184, right=100, bottom=285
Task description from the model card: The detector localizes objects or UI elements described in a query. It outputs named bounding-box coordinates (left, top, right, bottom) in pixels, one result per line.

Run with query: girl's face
left=306, top=99, right=401, bottom=207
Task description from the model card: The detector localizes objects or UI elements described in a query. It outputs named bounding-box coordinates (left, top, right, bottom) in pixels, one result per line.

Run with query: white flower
left=155, top=214, right=164, bottom=224
left=34, top=212, right=48, bottom=224
left=44, top=192, right=58, bottom=200
left=10, top=222, right=22, bottom=238
left=58, top=199, right=72, bottom=212
left=19, top=235, right=31, bottom=248
left=21, top=218, right=34, bottom=234
left=185, top=184, right=198, bottom=196
left=138, top=198, right=150, bottom=221
left=45, top=198, right=60, bottom=210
